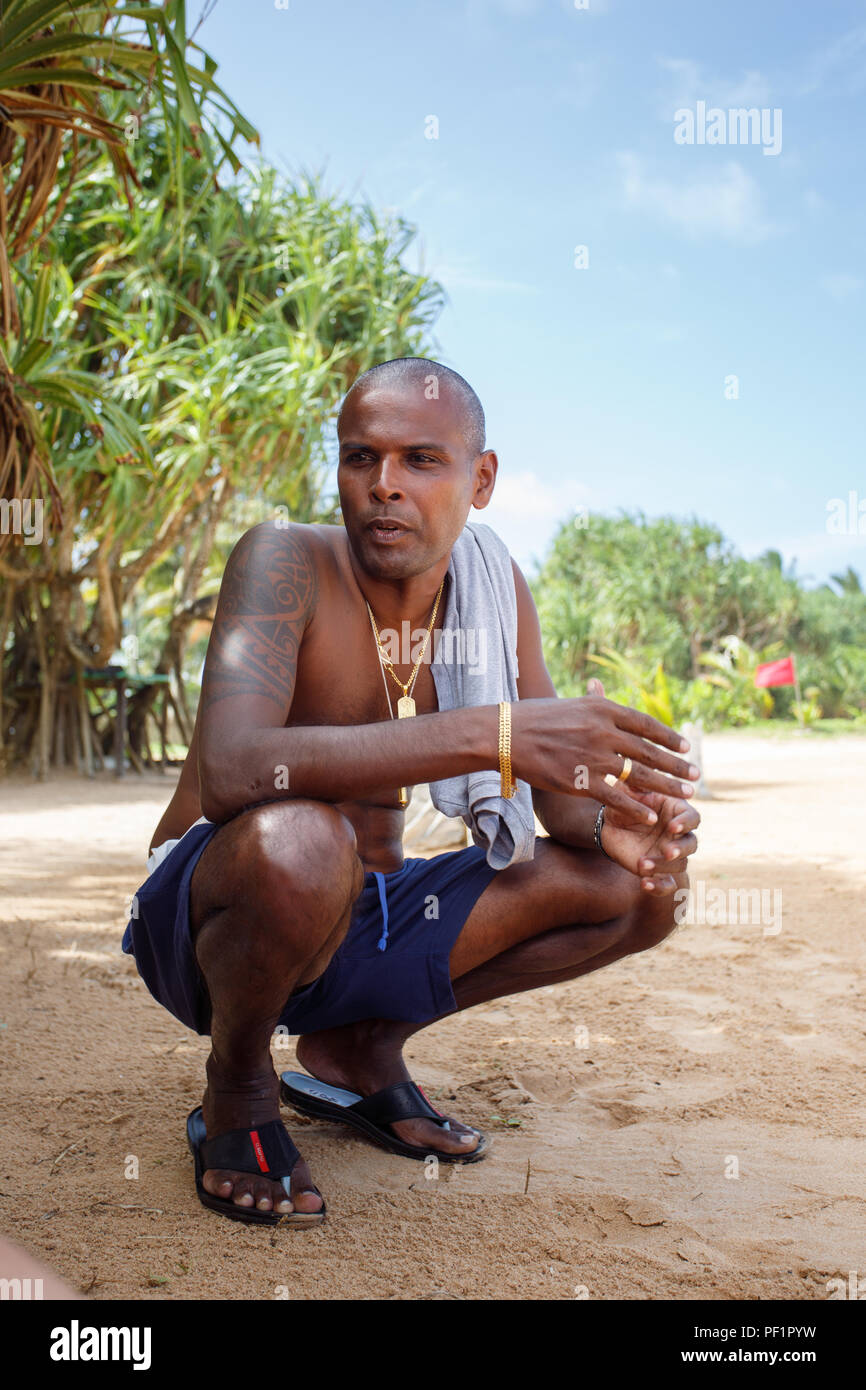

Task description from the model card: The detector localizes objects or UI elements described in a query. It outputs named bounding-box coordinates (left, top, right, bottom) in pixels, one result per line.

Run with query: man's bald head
left=338, top=357, right=486, bottom=459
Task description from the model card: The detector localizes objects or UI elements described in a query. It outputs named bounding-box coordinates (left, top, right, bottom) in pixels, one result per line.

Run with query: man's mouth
left=367, top=518, right=410, bottom=542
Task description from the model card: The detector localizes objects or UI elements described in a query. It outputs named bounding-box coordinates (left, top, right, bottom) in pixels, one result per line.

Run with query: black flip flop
left=186, top=1106, right=326, bottom=1227
left=279, top=1071, right=490, bottom=1163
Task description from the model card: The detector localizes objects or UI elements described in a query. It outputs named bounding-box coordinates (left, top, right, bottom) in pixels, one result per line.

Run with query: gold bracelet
left=498, top=700, right=517, bottom=799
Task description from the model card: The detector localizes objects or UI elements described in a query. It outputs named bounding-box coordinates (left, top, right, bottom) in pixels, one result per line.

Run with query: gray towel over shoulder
left=428, top=521, right=537, bottom=869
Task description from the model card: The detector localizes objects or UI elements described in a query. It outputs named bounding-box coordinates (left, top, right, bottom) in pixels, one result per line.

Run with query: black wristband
left=594, top=804, right=613, bottom=860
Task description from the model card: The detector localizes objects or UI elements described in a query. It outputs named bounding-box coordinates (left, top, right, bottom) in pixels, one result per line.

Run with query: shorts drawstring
left=373, top=871, right=390, bottom=951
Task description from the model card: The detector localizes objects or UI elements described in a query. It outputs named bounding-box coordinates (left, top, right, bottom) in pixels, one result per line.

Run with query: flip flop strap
left=350, top=1081, right=447, bottom=1128
left=200, top=1119, right=301, bottom=1179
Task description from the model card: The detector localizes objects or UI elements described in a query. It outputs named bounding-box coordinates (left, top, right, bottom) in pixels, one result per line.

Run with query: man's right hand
left=509, top=692, right=700, bottom=826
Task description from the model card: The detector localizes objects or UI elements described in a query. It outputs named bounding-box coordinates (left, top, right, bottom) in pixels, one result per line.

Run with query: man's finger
left=612, top=703, right=690, bottom=754
left=656, top=846, right=698, bottom=873
left=662, top=832, right=698, bottom=859
left=592, top=775, right=659, bottom=824
left=612, top=732, right=700, bottom=784
left=640, top=874, right=678, bottom=896
left=640, top=840, right=697, bottom=875
left=587, top=677, right=605, bottom=698
left=668, top=804, right=701, bottom=835
left=604, top=759, right=695, bottom=802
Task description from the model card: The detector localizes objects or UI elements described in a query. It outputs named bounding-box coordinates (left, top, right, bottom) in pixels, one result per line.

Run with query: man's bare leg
left=296, top=839, right=686, bottom=1153
left=190, top=799, right=365, bottom=1214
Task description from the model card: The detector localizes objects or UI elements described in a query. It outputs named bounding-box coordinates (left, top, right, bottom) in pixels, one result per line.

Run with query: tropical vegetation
left=1, top=2, right=442, bottom=773
left=531, top=513, right=866, bottom=729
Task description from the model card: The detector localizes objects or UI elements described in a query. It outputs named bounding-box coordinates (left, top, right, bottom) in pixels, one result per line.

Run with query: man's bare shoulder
left=304, top=521, right=351, bottom=558
left=215, top=520, right=327, bottom=621
left=229, top=517, right=330, bottom=553
left=232, top=519, right=345, bottom=566
left=233, top=518, right=347, bottom=566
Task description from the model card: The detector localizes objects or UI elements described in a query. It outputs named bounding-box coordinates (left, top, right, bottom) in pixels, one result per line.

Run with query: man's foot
left=200, top=1055, right=324, bottom=1215
left=296, top=1024, right=482, bottom=1156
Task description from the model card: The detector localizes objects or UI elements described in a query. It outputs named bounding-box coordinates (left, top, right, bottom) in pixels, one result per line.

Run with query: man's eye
left=408, top=453, right=435, bottom=463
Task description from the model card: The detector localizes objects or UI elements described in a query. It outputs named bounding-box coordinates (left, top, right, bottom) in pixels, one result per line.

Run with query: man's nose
left=369, top=456, right=403, bottom=501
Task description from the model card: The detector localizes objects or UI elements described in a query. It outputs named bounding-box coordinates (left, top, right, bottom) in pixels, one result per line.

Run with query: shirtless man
left=123, top=357, right=700, bottom=1225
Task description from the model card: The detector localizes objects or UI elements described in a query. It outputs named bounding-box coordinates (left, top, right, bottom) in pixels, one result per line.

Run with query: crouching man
left=123, top=358, right=700, bottom=1225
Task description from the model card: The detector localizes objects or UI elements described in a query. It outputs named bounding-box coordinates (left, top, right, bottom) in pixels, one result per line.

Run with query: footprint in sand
left=645, top=1016, right=729, bottom=1053
left=511, top=1068, right=578, bottom=1105
left=587, top=1097, right=649, bottom=1128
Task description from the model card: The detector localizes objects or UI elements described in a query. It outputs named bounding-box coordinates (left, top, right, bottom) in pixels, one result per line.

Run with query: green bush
left=531, top=514, right=866, bottom=729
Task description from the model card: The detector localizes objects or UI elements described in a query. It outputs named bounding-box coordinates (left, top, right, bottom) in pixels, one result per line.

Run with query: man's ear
left=470, top=450, right=498, bottom=510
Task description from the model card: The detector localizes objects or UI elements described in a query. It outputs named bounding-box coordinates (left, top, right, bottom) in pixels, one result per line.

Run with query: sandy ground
left=1, top=734, right=864, bottom=1301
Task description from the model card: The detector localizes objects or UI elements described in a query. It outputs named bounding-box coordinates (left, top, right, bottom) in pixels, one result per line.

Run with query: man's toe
left=394, top=1117, right=481, bottom=1154
left=202, top=1168, right=234, bottom=1198
left=290, top=1158, right=324, bottom=1212
left=200, top=1153, right=322, bottom=1215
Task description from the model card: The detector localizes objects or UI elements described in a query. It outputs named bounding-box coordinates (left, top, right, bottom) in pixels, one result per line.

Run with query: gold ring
left=618, top=756, right=633, bottom=783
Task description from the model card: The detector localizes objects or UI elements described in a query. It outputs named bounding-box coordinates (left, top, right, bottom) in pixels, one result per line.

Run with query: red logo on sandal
left=416, top=1085, right=444, bottom=1118
left=249, top=1130, right=269, bottom=1173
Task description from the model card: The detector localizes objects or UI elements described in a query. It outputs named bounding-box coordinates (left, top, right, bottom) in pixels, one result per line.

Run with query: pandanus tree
left=0, top=0, right=259, bottom=770
left=66, top=131, right=442, bottom=757
left=0, top=0, right=256, bottom=514
left=1, top=92, right=444, bottom=772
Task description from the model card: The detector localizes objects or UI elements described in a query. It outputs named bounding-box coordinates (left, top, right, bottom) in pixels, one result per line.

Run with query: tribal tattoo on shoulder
left=201, top=523, right=319, bottom=710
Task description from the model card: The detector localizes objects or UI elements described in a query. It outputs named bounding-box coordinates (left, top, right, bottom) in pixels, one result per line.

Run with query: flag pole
left=793, top=653, right=804, bottom=728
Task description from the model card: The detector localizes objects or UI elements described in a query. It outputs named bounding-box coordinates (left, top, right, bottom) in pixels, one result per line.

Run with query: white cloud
left=479, top=469, right=593, bottom=569
left=618, top=152, right=778, bottom=243
left=464, top=0, right=543, bottom=14
left=551, top=58, right=605, bottom=111
left=433, top=260, right=536, bottom=293
left=401, top=180, right=436, bottom=209
left=488, top=470, right=591, bottom=520
left=803, top=188, right=828, bottom=213
left=656, top=57, right=773, bottom=120
left=742, top=530, right=865, bottom=583
left=466, top=0, right=608, bottom=18
left=622, top=319, right=686, bottom=344
left=819, top=273, right=864, bottom=302
left=797, top=24, right=866, bottom=96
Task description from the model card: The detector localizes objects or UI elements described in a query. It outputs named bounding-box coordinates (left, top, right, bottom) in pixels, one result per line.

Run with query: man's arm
left=196, top=521, right=500, bottom=822
left=512, top=559, right=600, bottom=849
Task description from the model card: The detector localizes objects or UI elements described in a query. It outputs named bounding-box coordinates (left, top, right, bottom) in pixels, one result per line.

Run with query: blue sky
left=195, top=0, right=865, bottom=585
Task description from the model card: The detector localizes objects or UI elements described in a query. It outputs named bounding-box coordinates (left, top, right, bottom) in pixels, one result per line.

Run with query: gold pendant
left=397, top=699, right=413, bottom=802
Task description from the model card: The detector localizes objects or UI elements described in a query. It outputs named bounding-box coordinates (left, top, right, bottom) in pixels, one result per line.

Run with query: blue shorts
left=121, top=820, right=500, bottom=1037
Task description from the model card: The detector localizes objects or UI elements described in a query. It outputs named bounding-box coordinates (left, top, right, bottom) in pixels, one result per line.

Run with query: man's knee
left=582, top=851, right=643, bottom=921
left=244, top=797, right=362, bottom=897
left=203, top=798, right=364, bottom=939
left=625, top=874, right=688, bottom=954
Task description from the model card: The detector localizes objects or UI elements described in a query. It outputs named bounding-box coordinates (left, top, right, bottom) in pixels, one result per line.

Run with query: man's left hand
left=601, top=790, right=700, bottom=894
left=583, top=678, right=699, bottom=894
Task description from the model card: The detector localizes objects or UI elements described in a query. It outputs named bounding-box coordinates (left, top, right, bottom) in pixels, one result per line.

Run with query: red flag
left=754, top=656, right=796, bottom=688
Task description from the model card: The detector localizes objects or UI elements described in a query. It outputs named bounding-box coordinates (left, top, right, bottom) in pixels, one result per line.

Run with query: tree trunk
left=32, top=597, right=53, bottom=780
left=0, top=582, right=13, bottom=773
left=126, top=477, right=230, bottom=760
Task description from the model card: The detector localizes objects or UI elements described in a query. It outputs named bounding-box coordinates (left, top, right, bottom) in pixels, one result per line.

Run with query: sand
left=1, top=733, right=864, bottom=1301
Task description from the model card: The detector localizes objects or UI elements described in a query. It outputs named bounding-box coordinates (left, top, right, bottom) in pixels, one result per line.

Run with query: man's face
left=337, top=382, right=494, bottom=580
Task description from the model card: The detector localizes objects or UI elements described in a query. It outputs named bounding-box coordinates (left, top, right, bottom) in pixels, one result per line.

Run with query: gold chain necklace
left=365, top=577, right=445, bottom=806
